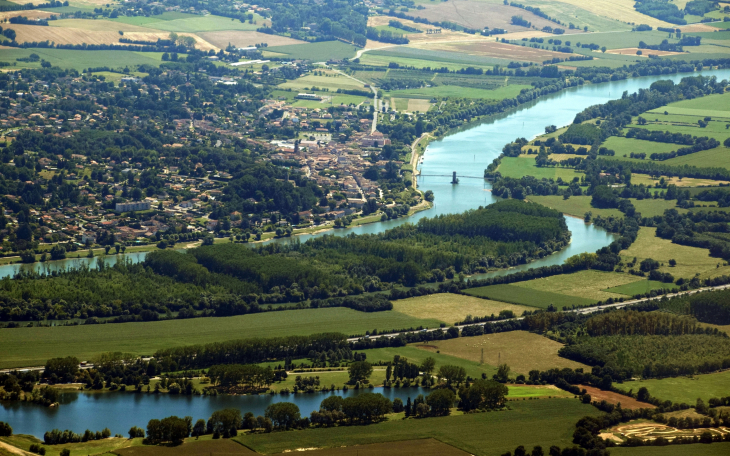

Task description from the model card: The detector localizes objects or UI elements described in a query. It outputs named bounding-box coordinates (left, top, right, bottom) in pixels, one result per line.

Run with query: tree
left=128, top=426, right=144, bottom=438
left=207, top=409, right=242, bottom=435
left=426, top=388, right=455, bottom=416
left=420, top=357, right=436, bottom=376
left=265, top=402, right=301, bottom=429
left=0, top=421, right=12, bottom=437
left=637, top=387, right=650, bottom=402
left=348, top=361, right=373, bottom=384
left=192, top=419, right=206, bottom=437
left=437, top=365, right=466, bottom=386
left=494, top=364, right=510, bottom=383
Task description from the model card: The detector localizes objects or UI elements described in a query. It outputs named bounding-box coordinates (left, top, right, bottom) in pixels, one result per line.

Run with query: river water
left=3, top=69, right=730, bottom=436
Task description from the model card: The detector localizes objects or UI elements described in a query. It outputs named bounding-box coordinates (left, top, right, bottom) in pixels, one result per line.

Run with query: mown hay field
left=415, top=40, right=583, bottom=64
left=464, top=283, right=597, bottom=309
left=364, top=345, right=499, bottom=379
left=620, top=227, right=721, bottom=279
left=604, top=280, right=673, bottom=296
left=415, top=330, right=589, bottom=374
left=279, top=70, right=367, bottom=91
left=391, top=293, right=533, bottom=325
left=0, top=308, right=441, bottom=369
left=49, top=18, right=159, bottom=32
left=404, top=1, right=557, bottom=32
left=511, top=270, right=644, bottom=302
left=235, top=399, right=600, bottom=455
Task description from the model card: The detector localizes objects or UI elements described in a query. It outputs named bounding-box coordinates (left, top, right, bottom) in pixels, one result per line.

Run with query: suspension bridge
left=417, top=171, right=486, bottom=183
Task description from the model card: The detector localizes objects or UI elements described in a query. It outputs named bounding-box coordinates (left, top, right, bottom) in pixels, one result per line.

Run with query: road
left=346, top=282, right=730, bottom=342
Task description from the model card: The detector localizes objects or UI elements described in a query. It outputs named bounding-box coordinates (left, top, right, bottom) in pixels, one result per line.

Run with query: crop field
left=612, top=443, right=730, bottom=456
left=235, top=399, right=600, bottom=455
left=139, top=14, right=265, bottom=33
left=607, top=48, right=683, bottom=57
left=545, top=0, right=673, bottom=28
left=579, top=385, right=655, bottom=410
left=497, top=156, right=583, bottom=181
left=513, top=270, right=645, bottom=302
left=49, top=18, right=158, bottom=32
left=630, top=173, right=730, bottom=188
left=391, top=293, right=533, bottom=325
left=415, top=331, right=588, bottom=374
left=367, top=46, right=513, bottom=67
left=404, top=1, right=558, bottom=32
left=463, top=283, right=596, bottom=309
left=626, top=370, right=730, bottom=404
left=604, top=279, right=674, bottom=296
left=417, top=41, right=583, bottom=64
left=0, top=308, right=441, bottom=369
left=266, top=41, right=358, bottom=61
left=279, top=70, right=367, bottom=91
left=574, top=31, right=680, bottom=50
left=359, top=54, right=492, bottom=72
left=197, top=31, right=303, bottom=49
left=386, top=84, right=529, bottom=100
left=620, top=227, right=721, bottom=279
left=0, top=47, right=169, bottom=70
left=264, top=438, right=471, bottom=456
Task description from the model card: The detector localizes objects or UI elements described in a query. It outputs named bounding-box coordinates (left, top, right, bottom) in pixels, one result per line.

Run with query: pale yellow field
left=407, top=98, right=433, bottom=113
left=621, top=227, right=721, bottom=279
left=392, top=293, right=533, bottom=325
left=415, top=330, right=589, bottom=374
left=513, top=270, right=644, bottom=301
left=50, top=18, right=159, bottom=32
left=553, top=0, right=673, bottom=28
left=197, top=30, right=303, bottom=49
left=10, top=23, right=217, bottom=51
left=631, top=173, right=730, bottom=187
left=367, top=15, right=428, bottom=31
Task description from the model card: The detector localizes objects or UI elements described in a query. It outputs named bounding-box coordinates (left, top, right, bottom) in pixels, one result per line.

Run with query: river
left=3, top=69, right=730, bottom=436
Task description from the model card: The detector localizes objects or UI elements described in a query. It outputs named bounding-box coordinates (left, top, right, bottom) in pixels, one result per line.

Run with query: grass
left=620, top=227, right=722, bottom=279
left=414, top=331, right=589, bottom=374
left=266, top=41, right=358, bottom=61
left=0, top=308, right=441, bottom=369
left=527, top=195, right=622, bottom=218
left=391, top=293, right=534, bottom=326
left=0, top=48, right=168, bottom=71
left=625, top=370, right=730, bottom=404
left=385, top=84, right=530, bottom=100
left=138, top=14, right=263, bottom=33
left=363, top=345, right=499, bottom=379
left=512, top=270, right=644, bottom=302
left=234, top=398, right=600, bottom=455
left=279, top=70, right=367, bottom=91
left=604, top=280, right=673, bottom=296
left=0, top=435, right=144, bottom=456
left=662, top=146, right=730, bottom=169
left=463, top=283, right=597, bottom=309
left=506, top=385, right=574, bottom=398
left=611, top=443, right=730, bottom=456
left=359, top=53, right=494, bottom=72
left=497, top=156, right=584, bottom=181
left=567, top=31, right=681, bottom=50
left=602, top=136, right=681, bottom=157
left=650, top=91, right=730, bottom=114
left=368, top=46, right=513, bottom=67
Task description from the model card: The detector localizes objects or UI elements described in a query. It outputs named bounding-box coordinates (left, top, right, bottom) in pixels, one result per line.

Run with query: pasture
left=526, top=195, right=623, bottom=218
left=512, top=270, right=644, bottom=302
left=391, top=293, right=533, bottom=325
left=574, top=31, right=681, bottom=50
left=364, top=345, right=498, bottom=379
left=497, top=156, right=583, bottom=181
left=506, top=384, right=573, bottom=398
left=463, top=283, right=596, bottom=309
left=414, top=330, right=589, bottom=374
left=625, top=370, right=730, bottom=404
left=662, top=146, right=730, bottom=169
left=359, top=53, right=494, bottom=72
left=620, top=227, right=721, bottom=279
left=417, top=40, right=582, bottom=64
left=265, top=41, right=358, bottom=61
left=601, top=136, right=681, bottom=157
left=235, top=399, right=600, bottom=455
left=0, top=435, right=145, bottom=456
left=0, top=308, right=441, bottom=369
left=140, top=14, right=265, bottom=33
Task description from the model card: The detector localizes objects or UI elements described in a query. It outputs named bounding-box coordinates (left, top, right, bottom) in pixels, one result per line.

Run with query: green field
left=367, top=46, right=513, bottom=67
left=0, top=435, right=144, bottom=456
left=527, top=194, right=623, bottom=218
left=266, top=41, right=358, bottom=61
left=108, top=11, right=205, bottom=26
left=612, top=443, right=730, bottom=456
left=663, top=146, right=730, bottom=169
left=566, top=30, right=681, bottom=50
left=463, top=284, right=596, bottom=309
left=139, top=14, right=263, bottom=32
left=604, top=279, right=673, bottom=296
left=602, top=136, right=681, bottom=157
left=0, top=308, right=441, bottom=368
left=625, top=370, right=730, bottom=404
left=235, top=399, right=600, bottom=455
left=512, top=270, right=643, bottom=302
left=506, top=385, right=574, bottom=398
left=279, top=72, right=367, bottom=91
left=361, top=345, right=499, bottom=379
left=0, top=48, right=168, bottom=71
left=385, top=84, right=530, bottom=100
left=497, top=156, right=584, bottom=181
left=654, top=91, right=730, bottom=114
left=359, top=53, right=494, bottom=72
